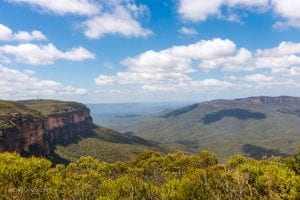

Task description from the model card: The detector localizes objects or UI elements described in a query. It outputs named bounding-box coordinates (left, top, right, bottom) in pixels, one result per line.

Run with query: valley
left=92, top=96, right=300, bottom=160
left=1, top=97, right=300, bottom=199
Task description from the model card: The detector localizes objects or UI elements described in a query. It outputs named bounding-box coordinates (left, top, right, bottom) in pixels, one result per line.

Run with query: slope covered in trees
left=54, top=125, right=164, bottom=163
left=0, top=150, right=299, bottom=199
left=124, top=96, right=300, bottom=160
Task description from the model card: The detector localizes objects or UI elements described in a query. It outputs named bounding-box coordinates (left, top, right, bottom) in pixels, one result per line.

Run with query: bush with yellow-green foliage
left=0, top=151, right=299, bottom=200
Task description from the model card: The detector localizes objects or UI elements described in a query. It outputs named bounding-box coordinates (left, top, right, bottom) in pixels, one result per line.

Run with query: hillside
left=0, top=99, right=163, bottom=164
left=126, top=96, right=300, bottom=160
left=55, top=125, right=163, bottom=163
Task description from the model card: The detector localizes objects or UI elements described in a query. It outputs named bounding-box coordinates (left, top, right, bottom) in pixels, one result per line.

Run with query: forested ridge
left=1, top=150, right=299, bottom=200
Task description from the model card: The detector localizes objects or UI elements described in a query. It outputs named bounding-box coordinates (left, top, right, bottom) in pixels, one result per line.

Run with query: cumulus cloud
left=83, top=5, right=152, bottom=39
left=0, top=43, right=95, bottom=65
left=256, top=41, right=300, bottom=57
left=177, top=0, right=300, bottom=29
left=7, top=0, right=152, bottom=39
left=238, top=73, right=299, bottom=89
left=178, top=0, right=269, bottom=22
left=255, top=41, right=300, bottom=73
left=272, top=0, right=300, bottom=29
left=94, top=38, right=250, bottom=91
left=0, top=24, right=13, bottom=41
left=95, top=38, right=244, bottom=92
left=178, top=27, right=198, bottom=35
left=200, top=48, right=253, bottom=71
left=0, top=65, right=86, bottom=99
left=0, top=24, right=47, bottom=42
left=178, top=0, right=222, bottom=22
left=95, top=38, right=300, bottom=93
left=8, top=0, right=100, bottom=16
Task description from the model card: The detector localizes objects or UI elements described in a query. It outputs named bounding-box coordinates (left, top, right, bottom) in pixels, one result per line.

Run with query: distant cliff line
left=203, top=96, right=300, bottom=106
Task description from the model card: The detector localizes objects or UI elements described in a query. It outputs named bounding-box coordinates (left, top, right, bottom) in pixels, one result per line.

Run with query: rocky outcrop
left=0, top=106, right=93, bottom=156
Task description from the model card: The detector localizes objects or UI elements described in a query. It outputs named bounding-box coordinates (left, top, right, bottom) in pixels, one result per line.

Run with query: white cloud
left=255, top=55, right=300, bottom=70
left=200, top=48, right=253, bottom=71
left=95, top=72, right=192, bottom=86
left=272, top=67, right=300, bottom=77
left=0, top=24, right=47, bottom=42
left=95, top=38, right=242, bottom=92
left=178, top=27, right=198, bottom=35
left=256, top=41, right=300, bottom=57
left=95, top=38, right=300, bottom=93
left=7, top=0, right=152, bottom=39
left=62, top=46, right=95, bottom=61
left=176, top=0, right=300, bottom=30
left=13, top=30, right=46, bottom=41
left=178, top=0, right=269, bottom=22
left=0, top=66, right=86, bottom=99
left=0, top=43, right=94, bottom=65
left=242, top=74, right=274, bottom=82
left=167, top=38, right=237, bottom=60
left=0, top=24, right=13, bottom=41
left=121, top=49, right=193, bottom=73
left=83, top=4, right=152, bottom=39
left=8, top=0, right=100, bottom=16
left=178, top=0, right=222, bottom=22
left=177, top=0, right=300, bottom=30
left=94, top=38, right=250, bottom=91
left=272, top=0, right=300, bottom=29
left=255, top=41, right=300, bottom=72
left=140, top=79, right=234, bottom=92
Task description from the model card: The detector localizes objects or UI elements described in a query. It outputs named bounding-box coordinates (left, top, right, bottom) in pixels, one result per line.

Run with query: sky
left=0, top=0, right=300, bottom=103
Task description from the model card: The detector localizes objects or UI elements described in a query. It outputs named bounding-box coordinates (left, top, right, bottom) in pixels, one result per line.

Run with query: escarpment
left=45, top=108, right=93, bottom=146
left=0, top=100, right=93, bottom=156
left=203, top=96, right=300, bottom=107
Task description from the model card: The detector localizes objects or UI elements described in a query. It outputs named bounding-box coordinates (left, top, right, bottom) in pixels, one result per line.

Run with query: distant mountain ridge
left=125, top=95, right=300, bottom=160
left=203, top=96, right=300, bottom=106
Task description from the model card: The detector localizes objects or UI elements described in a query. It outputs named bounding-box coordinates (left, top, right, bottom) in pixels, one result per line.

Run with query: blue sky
left=0, top=0, right=300, bottom=103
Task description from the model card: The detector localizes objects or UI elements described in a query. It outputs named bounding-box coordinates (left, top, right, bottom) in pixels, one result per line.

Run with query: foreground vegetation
left=1, top=151, right=300, bottom=200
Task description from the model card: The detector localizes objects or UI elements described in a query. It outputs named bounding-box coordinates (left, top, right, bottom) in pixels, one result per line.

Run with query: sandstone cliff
left=0, top=100, right=93, bottom=156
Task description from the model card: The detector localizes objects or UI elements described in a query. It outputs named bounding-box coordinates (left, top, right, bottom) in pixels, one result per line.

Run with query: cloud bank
left=178, top=0, right=300, bottom=29
left=0, top=65, right=86, bottom=99
left=95, top=38, right=300, bottom=92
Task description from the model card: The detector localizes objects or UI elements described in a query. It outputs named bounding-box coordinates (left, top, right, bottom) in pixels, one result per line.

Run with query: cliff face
left=0, top=113, right=47, bottom=155
left=45, top=109, right=93, bottom=146
left=0, top=105, right=93, bottom=156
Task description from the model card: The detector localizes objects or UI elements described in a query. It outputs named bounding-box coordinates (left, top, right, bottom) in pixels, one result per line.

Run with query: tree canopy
left=0, top=151, right=299, bottom=199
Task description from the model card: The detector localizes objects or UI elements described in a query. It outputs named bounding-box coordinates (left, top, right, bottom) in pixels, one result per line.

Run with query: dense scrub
left=0, top=151, right=299, bottom=200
